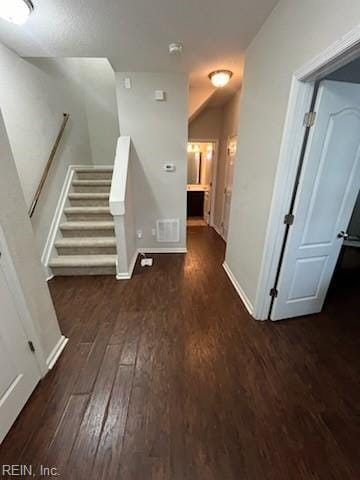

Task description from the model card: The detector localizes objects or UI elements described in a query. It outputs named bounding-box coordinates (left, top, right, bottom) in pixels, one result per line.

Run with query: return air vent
left=156, top=219, right=180, bottom=243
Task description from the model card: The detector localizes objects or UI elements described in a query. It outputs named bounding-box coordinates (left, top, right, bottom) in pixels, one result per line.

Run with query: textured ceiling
left=0, top=0, right=278, bottom=93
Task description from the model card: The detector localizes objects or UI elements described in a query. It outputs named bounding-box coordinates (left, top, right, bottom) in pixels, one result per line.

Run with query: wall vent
left=156, top=219, right=180, bottom=243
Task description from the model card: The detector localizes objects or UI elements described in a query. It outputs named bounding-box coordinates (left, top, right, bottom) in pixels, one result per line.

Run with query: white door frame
left=220, top=134, right=238, bottom=241
left=187, top=138, right=219, bottom=227
left=253, top=25, right=360, bottom=321
left=0, top=226, right=47, bottom=376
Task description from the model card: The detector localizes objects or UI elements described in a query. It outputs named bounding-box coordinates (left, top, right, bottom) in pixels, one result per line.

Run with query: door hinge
left=269, top=287, right=278, bottom=298
left=284, top=213, right=295, bottom=226
left=303, top=111, right=316, bottom=127
left=28, top=341, right=35, bottom=353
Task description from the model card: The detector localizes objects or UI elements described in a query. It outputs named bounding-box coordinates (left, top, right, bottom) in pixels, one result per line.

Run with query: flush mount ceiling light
left=208, top=70, right=233, bottom=88
left=0, top=0, right=33, bottom=24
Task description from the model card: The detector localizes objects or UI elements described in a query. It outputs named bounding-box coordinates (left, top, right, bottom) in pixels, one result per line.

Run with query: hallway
left=0, top=227, right=359, bottom=479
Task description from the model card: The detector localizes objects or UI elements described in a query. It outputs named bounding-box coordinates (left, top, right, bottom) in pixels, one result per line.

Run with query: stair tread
left=60, top=221, right=114, bottom=230
left=64, top=206, right=111, bottom=213
left=55, top=237, right=116, bottom=247
left=72, top=179, right=111, bottom=185
left=68, top=193, right=110, bottom=199
left=49, top=255, right=117, bottom=267
left=75, top=168, right=113, bottom=173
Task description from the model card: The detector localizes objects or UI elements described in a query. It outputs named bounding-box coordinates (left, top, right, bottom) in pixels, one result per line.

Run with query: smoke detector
left=169, top=43, right=183, bottom=55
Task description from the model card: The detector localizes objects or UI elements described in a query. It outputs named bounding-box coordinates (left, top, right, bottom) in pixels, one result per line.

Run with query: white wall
left=79, top=59, right=120, bottom=165
left=225, top=0, right=360, bottom=305
left=188, top=107, right=223, bottom=140
left=0, top=43, right=119, bottom=256
left=116, top=72, right=188, bottom=250
left=0, top=111, right=62, bottom=361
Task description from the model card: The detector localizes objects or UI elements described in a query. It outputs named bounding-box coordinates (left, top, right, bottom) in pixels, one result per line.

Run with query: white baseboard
left=116, top=247, right=187, bottom=280
left=223, top=261, right=255, bottom=317
left=46, top=335, right=69, bottom=370
left=138, top=247, right=187, bottom=254
left=116, top=250, right=139, bottom=280
left=41, top=165, right=75, bottom=272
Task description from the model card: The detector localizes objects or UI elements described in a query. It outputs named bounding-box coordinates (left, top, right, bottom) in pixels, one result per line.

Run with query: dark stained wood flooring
left=0, top=227, right=359, bottom=479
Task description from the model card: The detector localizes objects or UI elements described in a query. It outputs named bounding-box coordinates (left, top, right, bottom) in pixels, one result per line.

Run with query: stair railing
left=28, top=113, right=70, bottom=218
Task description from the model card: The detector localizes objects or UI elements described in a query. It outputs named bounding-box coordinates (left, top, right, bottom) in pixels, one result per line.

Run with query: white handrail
left=109, top=136, right=131, bottom=216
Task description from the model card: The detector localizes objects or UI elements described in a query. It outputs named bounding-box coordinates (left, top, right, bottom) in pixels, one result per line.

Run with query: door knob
left=337, top=230, right=349, bottom=239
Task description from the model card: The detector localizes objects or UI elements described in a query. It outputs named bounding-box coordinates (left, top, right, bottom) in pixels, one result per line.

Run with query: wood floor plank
left=64, top=345, right=122, bottom=480
left=73, top=310, right=116, bottom=394
left=91, top=365, right=134, bottom=479
left=44, top=394, right=89, bottom=476
left=1, top=227, right=359, bottom=480
left=15, top=342, right=92, bottom=475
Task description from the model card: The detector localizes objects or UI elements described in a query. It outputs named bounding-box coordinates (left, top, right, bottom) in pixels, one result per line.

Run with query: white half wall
left=116, top=72, right=188, bottom=250
left=225, top=0, right=360, bottom=306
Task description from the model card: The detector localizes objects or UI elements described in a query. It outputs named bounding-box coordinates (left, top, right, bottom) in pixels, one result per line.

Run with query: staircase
left=49, top=167, right=117, bottom=276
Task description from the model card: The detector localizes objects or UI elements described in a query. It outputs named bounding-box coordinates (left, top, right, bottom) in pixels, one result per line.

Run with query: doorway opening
left=260, top=53, right=360, bottom=321
left=187, top=141, right=216, bottom=227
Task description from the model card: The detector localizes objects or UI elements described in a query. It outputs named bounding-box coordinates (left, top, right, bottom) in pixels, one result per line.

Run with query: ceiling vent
left=156, top=219, right=180, bottom=243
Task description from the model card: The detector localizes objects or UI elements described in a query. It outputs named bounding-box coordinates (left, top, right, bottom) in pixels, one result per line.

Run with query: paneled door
left=0, top=245, right=41, bottom=443
left=272, top=81, right=360, bottom=320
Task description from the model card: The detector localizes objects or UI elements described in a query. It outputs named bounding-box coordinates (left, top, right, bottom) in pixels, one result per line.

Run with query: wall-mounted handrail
left=28, top=113, right=70, bottom=218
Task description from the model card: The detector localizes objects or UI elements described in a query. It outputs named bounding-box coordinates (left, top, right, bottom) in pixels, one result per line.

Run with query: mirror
left=187, top=142, right=214, bottom=185
left=187, top=151, right=202, bottom=184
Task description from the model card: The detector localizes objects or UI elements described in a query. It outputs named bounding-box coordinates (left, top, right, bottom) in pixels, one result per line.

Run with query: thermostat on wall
left=163, top=163, right=176, bottom=172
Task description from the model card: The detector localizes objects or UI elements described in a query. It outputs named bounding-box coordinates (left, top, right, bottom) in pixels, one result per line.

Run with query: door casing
left=253, top=24, right=360, bottom=320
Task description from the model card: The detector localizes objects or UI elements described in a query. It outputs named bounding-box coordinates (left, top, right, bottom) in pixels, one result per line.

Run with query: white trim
left=46, top=335, right=69, bottom=370
left=116, top=250, right=138, bottom=280
left=187, top=137, right=219, bottom=227
left=138, top=247, right=187, bottom=254
left=223, top=262, right=254, bottom=316
left=46, top=275, right=54, bottom=282
left=253, top=24, right=360, bottom=320
left=41, top=165, right=75, bottom=276
left=0, top=226, right=48, bottom=376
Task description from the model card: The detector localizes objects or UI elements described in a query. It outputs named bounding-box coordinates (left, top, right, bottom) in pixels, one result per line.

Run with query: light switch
left=124, top=77, right=131, bottom=89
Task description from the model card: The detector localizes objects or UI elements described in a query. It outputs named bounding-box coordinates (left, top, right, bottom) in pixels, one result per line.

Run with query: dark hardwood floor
left=0, top=227, right=359, bottom=479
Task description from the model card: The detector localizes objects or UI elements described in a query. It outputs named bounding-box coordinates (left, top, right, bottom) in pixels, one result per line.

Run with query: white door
left=222, top=136, right=237, bottom=240
left=272, top=80, right=360, bottom=320
left=0, top=254, right=41, bottom=443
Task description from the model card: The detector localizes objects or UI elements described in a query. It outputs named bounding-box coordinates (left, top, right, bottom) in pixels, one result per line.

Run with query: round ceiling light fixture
left=0, top=0, right=34, bottom=24
left=208, top=70, right=233, bottom=88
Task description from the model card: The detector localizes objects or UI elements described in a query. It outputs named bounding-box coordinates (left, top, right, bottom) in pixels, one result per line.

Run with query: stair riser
left=60, top=228, right=115, bottom=237
left=51, top=266, right=116, bottom=276
left=65, top=213, right=113, bottom=221
left=73, top=185, right=111, bottom=193
left=76, top=171, right=113, bottom=180
left=69, top=199, right=110, bottom=207
left=56, top=246, right=117, bottom=255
